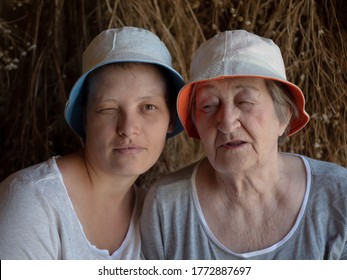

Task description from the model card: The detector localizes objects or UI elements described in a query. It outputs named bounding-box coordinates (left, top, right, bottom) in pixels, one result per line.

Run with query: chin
left=212, top=156, right=249, bottom=172
left=115, top=162, right=154, bottom=177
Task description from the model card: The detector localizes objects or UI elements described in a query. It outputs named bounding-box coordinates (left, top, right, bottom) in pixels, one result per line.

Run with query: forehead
left=87, top=62, right=168, bottom=92
left=196, top=77, right=266, bottom=93
left=83, top=63, right=170, bottom=108
left=90, top=63, right=165, bottom=82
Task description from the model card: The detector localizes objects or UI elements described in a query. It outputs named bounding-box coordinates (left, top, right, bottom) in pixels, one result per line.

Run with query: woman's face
left=84, top=64, right=172, bottom=178
left=194, top=77, right=288, bottom=174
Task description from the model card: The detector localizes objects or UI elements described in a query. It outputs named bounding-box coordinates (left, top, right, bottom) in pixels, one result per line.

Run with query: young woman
left=0, top=27, right=184, bottom=259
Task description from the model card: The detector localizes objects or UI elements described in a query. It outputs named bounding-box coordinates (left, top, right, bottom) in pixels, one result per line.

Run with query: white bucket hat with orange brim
left=177, top=29, right=310, bottom=139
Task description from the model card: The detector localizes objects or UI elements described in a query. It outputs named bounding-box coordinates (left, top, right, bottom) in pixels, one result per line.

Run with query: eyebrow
left=98, top=94, right=167, bottom=103
left=234, top=84, right=260, bottom=92
left=138, top=95, right=167, bottom=102
left=196, top=84, right=216, bottom=92
left=197, top=82, right=260, bottom=93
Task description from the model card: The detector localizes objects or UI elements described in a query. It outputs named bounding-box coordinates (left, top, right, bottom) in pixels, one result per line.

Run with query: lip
left=113, top=144, right=145, bottom=155
left=219, top=140, right=248, bottom=149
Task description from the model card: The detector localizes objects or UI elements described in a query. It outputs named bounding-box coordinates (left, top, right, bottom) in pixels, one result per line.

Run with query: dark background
left=0, top=0, right=346, bottom=187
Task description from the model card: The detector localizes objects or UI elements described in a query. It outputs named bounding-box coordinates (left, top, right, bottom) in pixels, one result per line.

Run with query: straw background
left=0, top=0, right=346, bottom=187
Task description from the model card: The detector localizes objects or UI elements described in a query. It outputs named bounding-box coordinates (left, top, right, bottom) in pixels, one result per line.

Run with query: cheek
left=85, top=113, right=114, bottom=138
left=195, top=118, right=216, bottom=153
left=250, top=105, right=275, bottom=126
left=146, top=129, right=167, bottom=161
left=146, top=116, right=170, bottom=141
left=196, top=114, right=217, bottom=139
left=251, top=111, right=282, bottom=141
left=195, top=112, right=209, bottom=131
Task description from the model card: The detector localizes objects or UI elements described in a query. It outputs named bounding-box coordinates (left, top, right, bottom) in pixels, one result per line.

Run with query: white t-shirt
left=0, top=157, right=144, bottom=259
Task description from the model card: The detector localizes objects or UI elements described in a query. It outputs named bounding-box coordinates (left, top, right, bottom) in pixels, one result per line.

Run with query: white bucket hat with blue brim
left=65, top=26, right=185, bottom=138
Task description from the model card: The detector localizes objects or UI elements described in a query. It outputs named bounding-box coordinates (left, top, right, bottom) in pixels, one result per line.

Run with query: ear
left=167, top=121, right=175, bottom=133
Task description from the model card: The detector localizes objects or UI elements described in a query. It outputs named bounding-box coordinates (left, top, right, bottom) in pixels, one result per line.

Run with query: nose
left=117, top=111, right=140, bottom=137
left=217, top=104, right=241, bottom=134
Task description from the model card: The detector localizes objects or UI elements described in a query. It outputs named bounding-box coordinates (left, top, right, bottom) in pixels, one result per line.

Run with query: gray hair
left=265, top=80, right=299, bottom=145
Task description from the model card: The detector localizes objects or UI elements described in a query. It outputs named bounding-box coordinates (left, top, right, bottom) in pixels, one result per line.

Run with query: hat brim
left=177, top=75, right=310, bottom=139
left=65, top=59, right=184, bottom=138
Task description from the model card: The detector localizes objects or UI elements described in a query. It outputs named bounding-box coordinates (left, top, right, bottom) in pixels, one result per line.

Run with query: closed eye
left=196, top=93, right=220, bottom=113
left=237, top=100, right=254, bottom=105
left=199, top=102, right=220, bottom=113
left=97, top=107, right=118, bottom=114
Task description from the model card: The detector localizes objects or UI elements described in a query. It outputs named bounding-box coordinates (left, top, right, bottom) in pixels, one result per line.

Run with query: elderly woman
left=141, top=30, right=347, bottom=259
left=0, top=27, right=184, bottom=259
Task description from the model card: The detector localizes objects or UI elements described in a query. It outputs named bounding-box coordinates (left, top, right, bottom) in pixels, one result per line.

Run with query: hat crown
left=190, top=30, right=287, bottom=82
left=82, top=27, right=172, bottom=74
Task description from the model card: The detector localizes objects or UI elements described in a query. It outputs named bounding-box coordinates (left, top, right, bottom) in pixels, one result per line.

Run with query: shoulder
left=150, top=161, right=197, bottom=195
left=0, top=157, right=63, bottom=212
left=304, top=156, right=347, bottom=181
left=1, top=157, right=61, bottom=190
left=303, top=156, right=347, bottom=204
left=142, top=162, right=198, bottom=208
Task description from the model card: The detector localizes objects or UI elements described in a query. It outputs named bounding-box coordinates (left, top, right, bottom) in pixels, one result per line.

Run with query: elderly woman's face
left=194, top=77, right=287, bottom=173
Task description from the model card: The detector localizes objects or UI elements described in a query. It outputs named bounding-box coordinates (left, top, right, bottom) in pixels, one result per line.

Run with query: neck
left=198, top=153, right=287, bottom=205
left=79, top=150, right=137, bottom=199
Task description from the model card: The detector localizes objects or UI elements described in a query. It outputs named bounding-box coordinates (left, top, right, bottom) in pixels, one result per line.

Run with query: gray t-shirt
left=0, top=157, right=144, bottom=259
left=141, top=154, right=347, bottom=259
